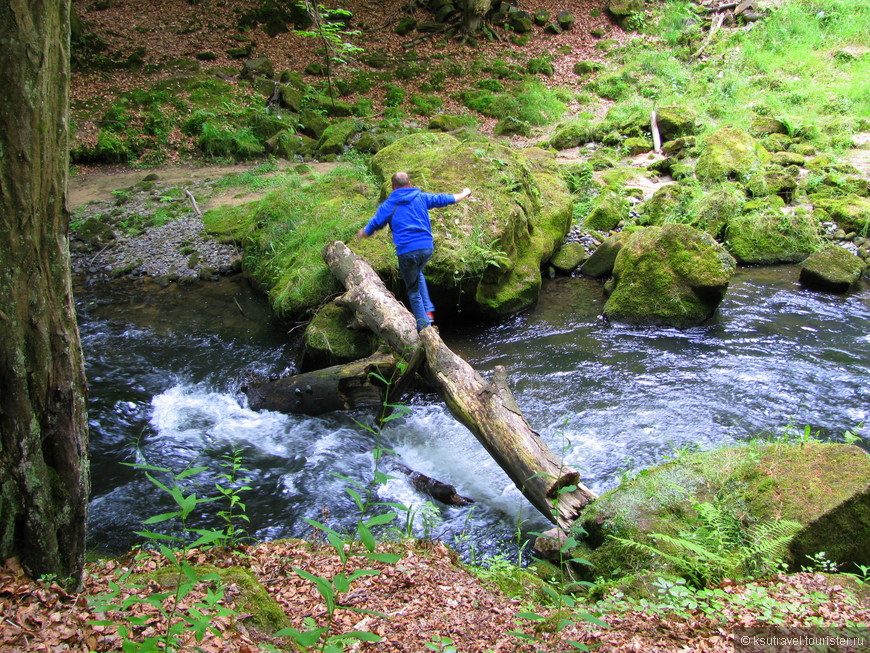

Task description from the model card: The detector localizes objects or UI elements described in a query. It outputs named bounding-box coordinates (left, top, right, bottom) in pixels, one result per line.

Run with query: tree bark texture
left=323, top=241, right=596, bottom=528
left=246, top=350, right=400, bottom=415
left=0, top=0, right=90, bottom=589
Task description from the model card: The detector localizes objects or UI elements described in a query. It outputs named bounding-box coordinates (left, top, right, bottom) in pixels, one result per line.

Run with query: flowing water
left=77, top=268, right=870, bottom=560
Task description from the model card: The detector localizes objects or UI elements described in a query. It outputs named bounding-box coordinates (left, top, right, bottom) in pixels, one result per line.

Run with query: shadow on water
left=78, top=268, right=870, bottom=560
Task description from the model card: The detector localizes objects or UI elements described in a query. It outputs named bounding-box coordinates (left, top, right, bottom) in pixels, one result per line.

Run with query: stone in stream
left=799, top=245, right=866, bottom=293
left=603, top=224, right=735, bottom=328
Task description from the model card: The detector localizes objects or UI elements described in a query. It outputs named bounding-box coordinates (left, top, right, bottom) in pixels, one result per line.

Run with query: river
left=77, top=268, right=870, bottom=561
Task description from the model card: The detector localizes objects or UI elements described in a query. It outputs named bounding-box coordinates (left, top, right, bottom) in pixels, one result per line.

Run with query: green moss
left=303, top=303, right=380, bottom=368
left=724, top=210, right=821, bottom=265
left=604, top=224, right=735, bottom=328
left=581, top=442, right=870, bottom=582
left=584, top=190, right=628, bottom=231
left=696, top=127, right=771, bottom=183
left=204, top=164, right=376, bottom=319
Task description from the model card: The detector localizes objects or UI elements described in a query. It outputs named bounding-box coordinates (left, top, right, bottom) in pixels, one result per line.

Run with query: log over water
left=322, top=240, right=596, bottom=528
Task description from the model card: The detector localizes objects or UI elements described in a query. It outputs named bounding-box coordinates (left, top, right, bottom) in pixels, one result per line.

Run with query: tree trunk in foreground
left=0, top=0, right=90, bottom=590
left=323, top=241, right=596, bottom=528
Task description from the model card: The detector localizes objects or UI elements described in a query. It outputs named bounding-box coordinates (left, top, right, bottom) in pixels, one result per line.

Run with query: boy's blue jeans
left=397, top=248, right=435, bottom=331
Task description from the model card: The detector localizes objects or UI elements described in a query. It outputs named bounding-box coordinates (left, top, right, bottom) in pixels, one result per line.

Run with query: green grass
left=203, top=160, right=377, bottom=319
left=459, top=78, right=567, bottom=125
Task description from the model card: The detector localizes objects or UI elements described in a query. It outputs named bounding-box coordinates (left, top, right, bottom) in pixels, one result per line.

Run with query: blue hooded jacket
left=363, top=187, right=456, bottom=255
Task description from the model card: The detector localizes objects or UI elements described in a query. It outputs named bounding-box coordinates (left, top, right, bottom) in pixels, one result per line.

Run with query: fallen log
left=390, top=462, right=474, bottom=507
left=323, top=240, right=596, bottom=528
left=245, top=350, right=399, bottom=415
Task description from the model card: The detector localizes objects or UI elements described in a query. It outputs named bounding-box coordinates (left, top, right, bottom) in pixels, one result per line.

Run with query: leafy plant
left=89, top=461, right=236, bottom=651
left=611, top=501, right=801, bottom=587
left=294, top=0, right=363, bottom=106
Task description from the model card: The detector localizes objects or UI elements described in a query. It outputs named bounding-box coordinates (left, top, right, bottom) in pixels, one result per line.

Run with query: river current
left=77, top=268, right=870, bottom=560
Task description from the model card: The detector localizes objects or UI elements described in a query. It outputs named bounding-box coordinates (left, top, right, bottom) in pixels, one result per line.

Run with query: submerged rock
left=603, top=224, right=735, bottom=328
left=799, top=246, right=865, bottom=293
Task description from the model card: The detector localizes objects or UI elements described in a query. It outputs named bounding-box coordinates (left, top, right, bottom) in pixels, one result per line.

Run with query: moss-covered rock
left=724, top=210, right=820, bottom=265
left=550, top=241, right=587, bottom=273
left=265, top=130, right=316, bottom=159
left=302, top=302, right=380, bottom=369
left=604, top=224, right=735, bottom=328
left=548, top=119, right=597, bottom=151
left=428, top=114, right=474, bottom=132
left=584, top=190, right=629, bottom=231
left=316, top=119, right=362, bottom=156
left=624, top=136, right=652, bottom=156
left=692, top=184, right=744, bottom=239
left=607, top=0, right=643, bottom=16
left=579, top=442, right=870, bottom=581
left=579, top=231, right=631, bottom=278
left=799, top=246, right=865, bottom=293
left=367, top=134, right=572, bottom=319
left=812, top=195, right=870, bottom=234
left=638, top=183, right=693, bottom=226
left=696, top=127, right=771, bottom=183
left=655, top=105, right=698, bottom=142
left=203, top=166, right=375, bottom=320
left=746, top=165, right=798, bottom=203
left=770, top=151, right=806, bottom=167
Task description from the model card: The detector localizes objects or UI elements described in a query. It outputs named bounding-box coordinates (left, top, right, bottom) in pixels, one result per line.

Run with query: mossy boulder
left=746, top=165, right=798, bottom=203
left=277, top=84, right=303, bottom=112
left=604, top=224, right=736, bottom=328
left=579, top=231, right=631, bottom=278
left=364, top=134, right=573, bottom=319
left=696, top=127, right=771, bottom=183
left=584, top=190, right=629, bottom=231
left=579, top=442, right=870, bottom=581
left=316, top=119, right=362, bottom=156
left=799, top=246, right=865, bottom=293
left=241, top=56, right=274, bottom=79
left=655, top=105, right=698, bottom=142
left=550, top=241, right=587, bottom=273
left=813, top=195, right=870, bottom=235
left=638, top=183, right=691, bottom=226
left=724, top=211, right=820, bottom=265
left=429, top=114, right=474, bottom=132
left=770, top=151, right=806, bottom=167
left=624, top=136, right=652, bottom=156
left=302, top=302, right=380, bottom=369
left=203, top=166, right=375, bottom=320
left=265, top=130, right=316, bottom=159
left=607, top=0, right=644, bottom=16
left=548, top=119, right=597, bottom=151
left=693, top=184, right=745, bottom=239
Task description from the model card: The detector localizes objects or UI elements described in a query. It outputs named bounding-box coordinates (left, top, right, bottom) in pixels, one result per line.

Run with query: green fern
left=611, top=501, right=801, bottom=587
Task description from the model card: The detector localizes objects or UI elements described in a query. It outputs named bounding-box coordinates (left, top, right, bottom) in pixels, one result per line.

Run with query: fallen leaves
left=1, top=539, right=868, bottom=653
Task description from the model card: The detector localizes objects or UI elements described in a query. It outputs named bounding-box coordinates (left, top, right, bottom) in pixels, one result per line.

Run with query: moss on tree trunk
left=0, top=0, right=90, bottom=590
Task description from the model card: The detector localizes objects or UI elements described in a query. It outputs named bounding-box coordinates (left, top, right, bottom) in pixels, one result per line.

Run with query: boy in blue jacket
left=357, top=171, right=472, bottom=331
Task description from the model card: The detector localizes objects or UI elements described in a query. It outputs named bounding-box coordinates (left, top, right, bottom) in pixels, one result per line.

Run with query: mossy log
left=245, top=350, right=399, bottom=415
left=323, top=240, right=596, bottom=528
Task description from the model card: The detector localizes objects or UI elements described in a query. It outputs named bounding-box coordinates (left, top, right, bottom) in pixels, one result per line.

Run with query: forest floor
left=2, top=539, right=869, bottom=652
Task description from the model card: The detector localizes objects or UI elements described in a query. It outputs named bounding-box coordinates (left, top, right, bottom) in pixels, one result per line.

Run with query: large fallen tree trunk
left=323, top=241, right=596, bottom=528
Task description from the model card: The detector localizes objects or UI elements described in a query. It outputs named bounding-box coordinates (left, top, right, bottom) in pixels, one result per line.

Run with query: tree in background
left=0, top=0, right=90, bottom=591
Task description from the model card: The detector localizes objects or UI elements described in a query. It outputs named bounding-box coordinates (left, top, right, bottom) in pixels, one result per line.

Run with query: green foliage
left=198, top=124, right=265, bottom=160
left=611, top=500, right=801, bottom=587
left=459, top=79, right=567, bottom=126
left=88, top=461, right=239, bottom=651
